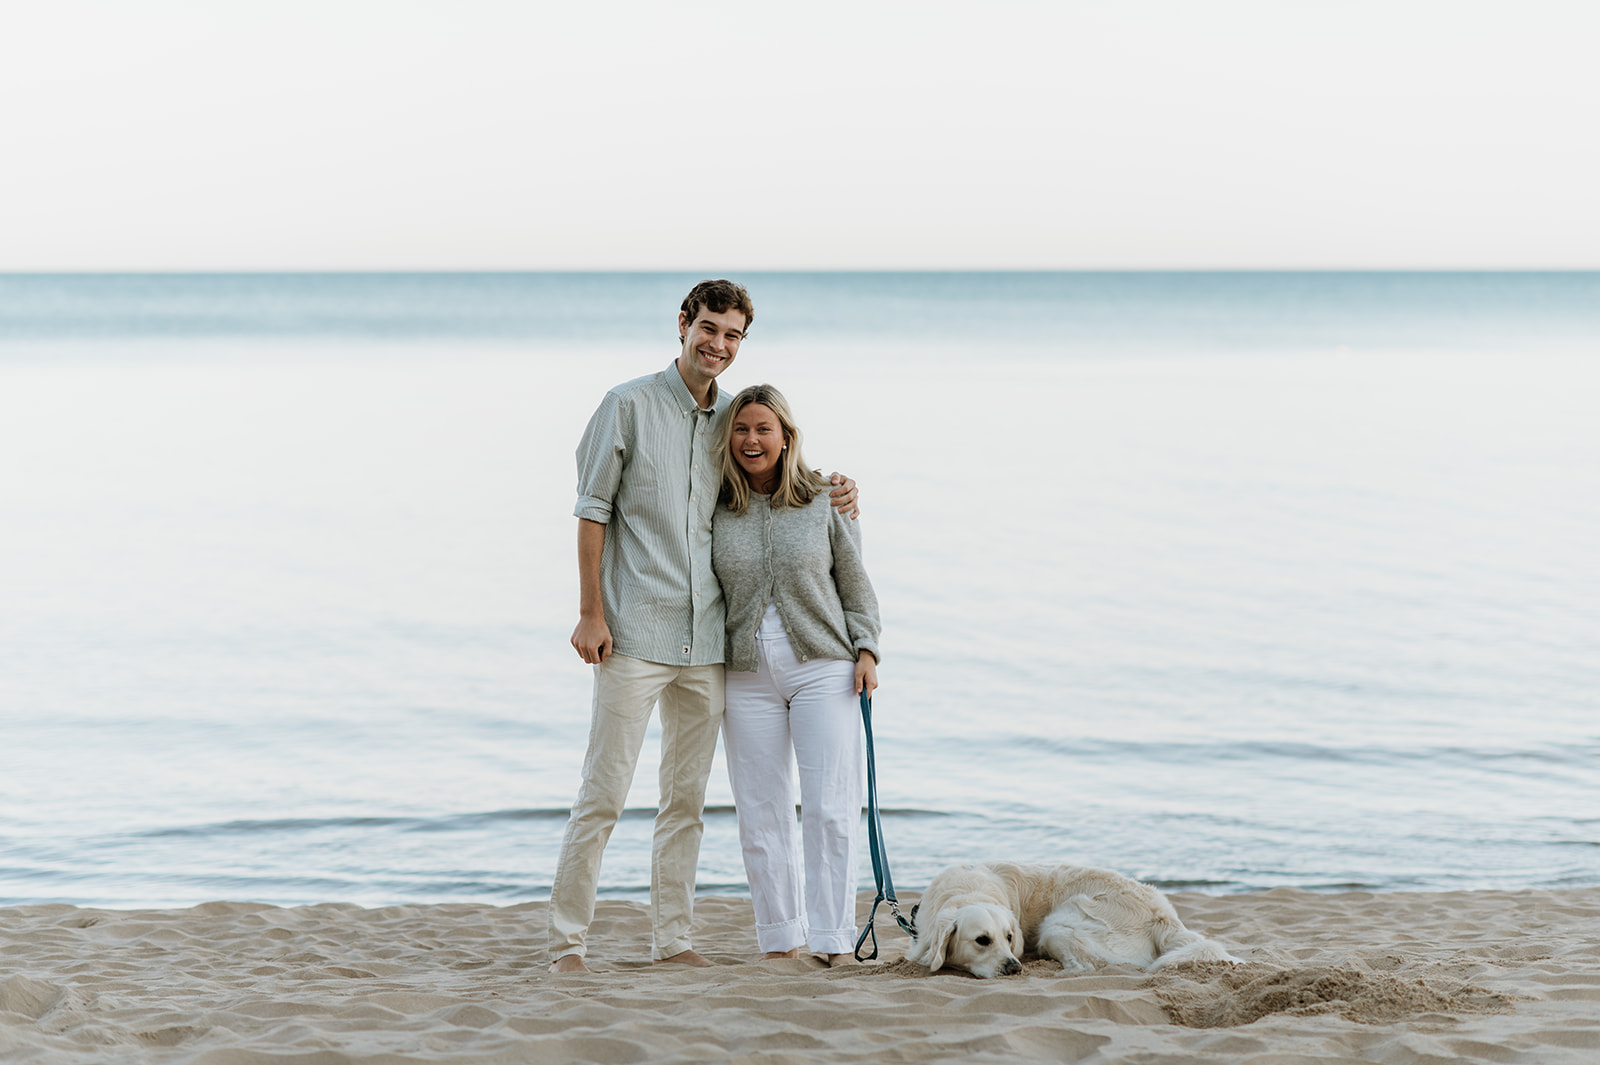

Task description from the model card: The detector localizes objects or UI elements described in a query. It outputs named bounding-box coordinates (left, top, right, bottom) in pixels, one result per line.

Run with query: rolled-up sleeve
left=574, top=391, right=629, bottom=523
left=828, top=506, right=882, bottom=663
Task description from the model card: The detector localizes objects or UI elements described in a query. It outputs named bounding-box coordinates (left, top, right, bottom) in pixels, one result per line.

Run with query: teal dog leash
left=853, top=691, right=915, bottom=961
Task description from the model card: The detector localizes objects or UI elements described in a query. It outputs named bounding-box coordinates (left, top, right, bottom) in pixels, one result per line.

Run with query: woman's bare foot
left=763, top=948, right=801, bottom=959
left=549, top=954, right=591, bottom=973
left=655, top=949, right=713, bottom=967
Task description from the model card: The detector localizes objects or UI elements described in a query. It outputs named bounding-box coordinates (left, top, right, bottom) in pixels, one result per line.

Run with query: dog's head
left=923, top=902, right=1024, bottom=978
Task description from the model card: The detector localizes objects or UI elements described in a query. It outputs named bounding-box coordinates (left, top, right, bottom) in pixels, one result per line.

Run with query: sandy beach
left=2, top=887, right=1596, bottom=1064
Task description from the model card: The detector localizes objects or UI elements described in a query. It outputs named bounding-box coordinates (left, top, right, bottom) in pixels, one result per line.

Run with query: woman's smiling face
left=730, top=402, right=784, bottom=491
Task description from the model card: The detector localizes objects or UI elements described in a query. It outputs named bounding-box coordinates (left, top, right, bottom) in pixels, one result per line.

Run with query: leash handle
left=853, top=692, right=914, bottom=961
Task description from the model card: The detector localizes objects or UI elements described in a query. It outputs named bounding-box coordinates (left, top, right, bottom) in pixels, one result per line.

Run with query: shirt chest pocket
left=622, top=419, right=700, bottom=502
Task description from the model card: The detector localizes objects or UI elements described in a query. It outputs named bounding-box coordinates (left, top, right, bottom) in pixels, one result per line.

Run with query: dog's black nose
left=1002, top=959, right=1022, bottom=976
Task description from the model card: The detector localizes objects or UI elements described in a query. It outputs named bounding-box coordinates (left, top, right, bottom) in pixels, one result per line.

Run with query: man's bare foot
left=549, top=954, right=591, bottom=973
left=655, top=949, right=713, bottom=967
left=763, top=948, right=801, bottom=960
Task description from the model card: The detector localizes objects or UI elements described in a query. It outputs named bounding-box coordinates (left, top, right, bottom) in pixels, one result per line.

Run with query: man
left=548, top=279, right=857, bottom=972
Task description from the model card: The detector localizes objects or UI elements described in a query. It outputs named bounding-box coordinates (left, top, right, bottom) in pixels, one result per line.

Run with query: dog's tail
left=1150, top=919, right=1241, bottom=969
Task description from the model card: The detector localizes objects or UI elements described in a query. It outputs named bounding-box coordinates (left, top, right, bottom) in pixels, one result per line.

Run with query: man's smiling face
left=676, top=305, right=747, bottom=390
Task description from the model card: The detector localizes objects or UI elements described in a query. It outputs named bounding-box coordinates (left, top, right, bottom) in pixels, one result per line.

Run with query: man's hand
left=571, top=614, right=613, bottom=665
left=828, top=472, right=860, bottom=519
left=854, top=650, right=878, bottom=697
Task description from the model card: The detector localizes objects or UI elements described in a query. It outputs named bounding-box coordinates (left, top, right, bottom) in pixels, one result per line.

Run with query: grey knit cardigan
left=711, top=491, right=881, bottom=674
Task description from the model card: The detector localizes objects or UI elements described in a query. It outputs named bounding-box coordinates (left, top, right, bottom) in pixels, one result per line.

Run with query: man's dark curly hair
left=680, top=279, right=754, bottom=333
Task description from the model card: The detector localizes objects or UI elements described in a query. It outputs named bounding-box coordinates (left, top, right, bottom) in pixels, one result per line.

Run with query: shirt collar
left=665, top=359, right=719, bottom=413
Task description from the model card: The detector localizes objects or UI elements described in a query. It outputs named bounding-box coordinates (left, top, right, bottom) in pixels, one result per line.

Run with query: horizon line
left=4, top=266, right=1599, bottom=277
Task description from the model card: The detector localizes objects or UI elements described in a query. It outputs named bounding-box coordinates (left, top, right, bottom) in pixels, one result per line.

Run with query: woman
left=712, top=383, right=881, bottom=966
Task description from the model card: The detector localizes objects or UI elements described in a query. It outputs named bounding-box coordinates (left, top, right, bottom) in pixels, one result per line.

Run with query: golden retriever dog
left=905, top=862, right=1240, bottom=978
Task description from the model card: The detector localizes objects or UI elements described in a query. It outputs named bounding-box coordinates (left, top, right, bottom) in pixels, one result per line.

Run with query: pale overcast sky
left=3, top=0, right=1596, bottom=270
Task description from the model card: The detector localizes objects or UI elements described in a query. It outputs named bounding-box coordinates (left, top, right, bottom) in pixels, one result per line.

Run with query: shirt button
left=682, top=645, right=691, bottom=655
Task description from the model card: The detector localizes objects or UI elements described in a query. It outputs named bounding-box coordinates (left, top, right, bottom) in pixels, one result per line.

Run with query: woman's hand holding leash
left=855, top=650, right=878, bottom=697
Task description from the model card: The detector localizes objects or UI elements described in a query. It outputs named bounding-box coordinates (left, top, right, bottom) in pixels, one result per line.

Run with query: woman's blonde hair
left=718, top=383, right=829, bottom=515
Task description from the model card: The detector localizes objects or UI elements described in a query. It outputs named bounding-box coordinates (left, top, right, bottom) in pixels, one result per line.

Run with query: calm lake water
left=1, top=272, right=1596, bottom=908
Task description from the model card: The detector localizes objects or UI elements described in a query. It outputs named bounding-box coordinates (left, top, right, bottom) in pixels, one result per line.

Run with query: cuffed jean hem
left=807, top=926, right=858, bottom=955
left=755, top=917, right=807, bottom=954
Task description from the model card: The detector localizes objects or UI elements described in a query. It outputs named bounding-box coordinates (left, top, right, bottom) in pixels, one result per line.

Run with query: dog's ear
left=926, top=915, right=958, bottom=973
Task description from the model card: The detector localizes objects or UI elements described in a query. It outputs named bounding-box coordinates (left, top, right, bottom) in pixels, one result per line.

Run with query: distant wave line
left=1014, top=736, right=1600, bottom=769
left=135, top=805, right=954, bottom=839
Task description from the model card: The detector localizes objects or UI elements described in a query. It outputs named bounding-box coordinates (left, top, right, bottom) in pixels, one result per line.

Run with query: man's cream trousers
left=547, top=654, right=725, bottom=962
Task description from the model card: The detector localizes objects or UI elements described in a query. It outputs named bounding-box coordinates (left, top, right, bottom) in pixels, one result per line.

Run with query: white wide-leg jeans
left=723, top=617, right=864, bottom=955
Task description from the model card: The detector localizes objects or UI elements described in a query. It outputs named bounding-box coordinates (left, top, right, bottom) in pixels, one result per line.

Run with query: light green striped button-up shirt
left=574, top=362, right=730, bottom=667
